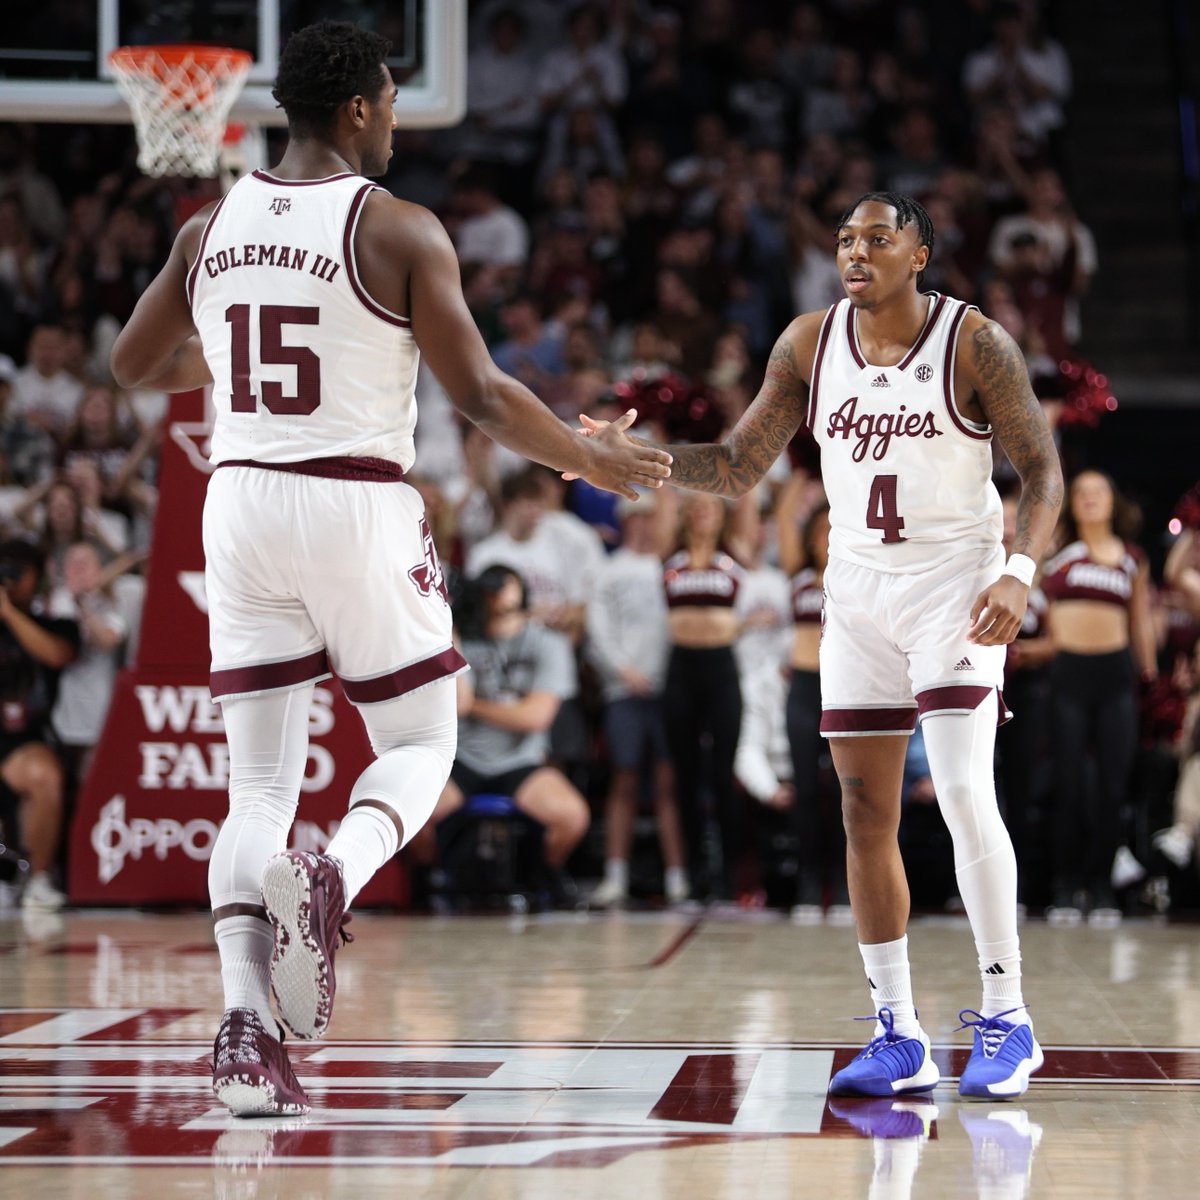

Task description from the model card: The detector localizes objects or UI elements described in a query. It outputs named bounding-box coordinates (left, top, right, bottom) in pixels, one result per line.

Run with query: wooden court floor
left=1, top=907, right=1198, bottom=1198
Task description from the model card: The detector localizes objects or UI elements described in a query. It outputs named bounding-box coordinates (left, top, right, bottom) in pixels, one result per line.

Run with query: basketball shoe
left=260, top=851, right=354, bottom=1040
left=212, top=1008, right=311, bottom=1116
left=956, top=1008, right=1044, bottom=1099
left=828, top=1008, right=940, bottom=1097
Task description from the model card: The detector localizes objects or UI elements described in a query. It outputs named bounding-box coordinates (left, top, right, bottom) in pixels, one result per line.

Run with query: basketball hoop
left=108, top=45, right=253, bottom=179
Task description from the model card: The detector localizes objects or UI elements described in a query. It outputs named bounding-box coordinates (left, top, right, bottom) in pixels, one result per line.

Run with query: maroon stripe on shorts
left=917, top=684, right=1013, bottom=726
left=820, top=706, right=918, bottom=734
left=210, top=648, right=331, bottom=700
left=341, top=646, right=469, bottom=705
left=216, top=456, right=406, bottom=481
left=916, top=684, right=992, bottom=716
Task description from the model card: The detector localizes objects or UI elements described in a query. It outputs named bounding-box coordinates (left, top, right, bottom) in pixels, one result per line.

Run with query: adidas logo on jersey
left=954, top=656, right=975, bottom=671
left=870, top=373, right=890, bottom=388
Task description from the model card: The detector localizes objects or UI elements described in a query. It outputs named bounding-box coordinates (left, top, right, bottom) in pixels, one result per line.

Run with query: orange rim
left=108, top=44, right=251, bottom=104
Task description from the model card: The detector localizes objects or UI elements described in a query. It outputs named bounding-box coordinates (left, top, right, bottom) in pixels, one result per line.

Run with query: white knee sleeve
left=208, top=686, right=313, bottom=909
left=326, top=680, right=457, bottom=904
left=921, top=691, right=1019, bottom=964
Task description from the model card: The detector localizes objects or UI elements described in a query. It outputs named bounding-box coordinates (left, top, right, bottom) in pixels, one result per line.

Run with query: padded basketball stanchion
left=108, top=44, right=252, bottom=178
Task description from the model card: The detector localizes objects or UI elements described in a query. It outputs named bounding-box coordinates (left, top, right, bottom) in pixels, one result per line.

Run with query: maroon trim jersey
left=791, top=567, right=823, bottom=625
left=807, top=293, right=1003, bottom=572
left=1041, top=540, right=1143, bottom=609
left=189, top=171, right=419, bottom=469
left=663, top=551, right=742, bottom=609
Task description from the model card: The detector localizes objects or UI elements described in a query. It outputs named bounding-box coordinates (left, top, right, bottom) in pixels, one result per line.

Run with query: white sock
left=215, top=914, right=276, bottom=1035
left=327, top=804, right=399, bottom=906
left=979, top=943, right=1027, bottom=1022
left=859, top=935, right=920, bottom=1037
left=604, top=859, right=629, bottom=888
left=665, top=865, right=688, bottom=897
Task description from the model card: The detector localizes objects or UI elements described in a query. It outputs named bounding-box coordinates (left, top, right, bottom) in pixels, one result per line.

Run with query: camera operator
left=0, top=539, right=79, bottom=910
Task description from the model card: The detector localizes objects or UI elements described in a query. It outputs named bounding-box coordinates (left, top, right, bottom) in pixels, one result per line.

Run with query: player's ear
left=912, top=244, right=930, bottom=276
left=347, top=93, right=369, bottom=130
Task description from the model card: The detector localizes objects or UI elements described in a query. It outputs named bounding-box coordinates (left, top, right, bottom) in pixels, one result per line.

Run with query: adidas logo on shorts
left=871, top=373, right=889, bottom=388
left=954, top=656, right=974, bottom=671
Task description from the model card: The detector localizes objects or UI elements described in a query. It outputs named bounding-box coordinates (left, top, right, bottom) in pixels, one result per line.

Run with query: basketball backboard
left=0, top=0, right=465, bottom=128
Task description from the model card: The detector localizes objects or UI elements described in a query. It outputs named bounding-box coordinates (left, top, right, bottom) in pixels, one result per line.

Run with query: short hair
left=837, top=191, right=936, bottom=284
left=273, top=21, right=391, bottom=136
left=500, top=466, right=547, bottom=506
left=0, top=537, right=46, bottom=579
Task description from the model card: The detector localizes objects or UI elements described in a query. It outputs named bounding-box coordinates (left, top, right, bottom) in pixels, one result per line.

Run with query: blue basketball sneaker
left=956, top=1008, right=1044, bottom=1098
left=829, top=1095, right=938, bottom=1140
left=828, top=1008, right=940, bottom=1097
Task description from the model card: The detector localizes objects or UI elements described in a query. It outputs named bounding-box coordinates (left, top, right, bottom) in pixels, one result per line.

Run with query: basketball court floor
left=2, top=907, right=1198, bottom=1198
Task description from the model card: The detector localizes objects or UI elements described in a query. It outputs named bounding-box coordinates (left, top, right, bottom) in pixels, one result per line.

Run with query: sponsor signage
left=66, top=392, right=399, bottom=905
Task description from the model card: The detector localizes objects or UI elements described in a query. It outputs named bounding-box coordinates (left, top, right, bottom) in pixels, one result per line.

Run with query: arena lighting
left=1169, top=518, right=1183, bottom=535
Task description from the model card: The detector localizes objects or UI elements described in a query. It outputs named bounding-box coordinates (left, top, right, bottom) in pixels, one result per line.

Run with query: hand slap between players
left=572, top=409, right=671, bottom=501
left=966, top=574, right=1029, bottom=646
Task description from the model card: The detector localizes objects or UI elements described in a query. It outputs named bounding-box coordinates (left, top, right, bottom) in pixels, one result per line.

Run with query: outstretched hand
left=569, top=409, right=671, bottom=501
left=966, top=574, right=1028, bottom=645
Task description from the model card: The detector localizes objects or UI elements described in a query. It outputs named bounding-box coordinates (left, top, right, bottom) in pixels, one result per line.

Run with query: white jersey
left=188, top=169, right=420, bottom=469
left=808, top=292, right=1002, bottom=572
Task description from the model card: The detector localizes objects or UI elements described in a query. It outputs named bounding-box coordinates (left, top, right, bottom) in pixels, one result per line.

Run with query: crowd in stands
left=0, top=0, right=1197, bottom=920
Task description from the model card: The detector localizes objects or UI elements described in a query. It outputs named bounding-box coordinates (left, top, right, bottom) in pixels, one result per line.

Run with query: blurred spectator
left=432, top=564, right=588, bottom=904
left=467, top=466, right=596, bottom=642
left=726, top=28, right=795, bottom=152
left=988, top=167, right=1097, bottom=350
left=881, top=107, right=947, bottom=198
left=0, top=195, right=47, bottom=342
left=962, top=0, right=1071, bottom=148
left=648, top=267, right=721, bottom=378
left=537, top=2, right=628, bottom=117
left=778, top=3, right=837, bottom=96
left=538, top=105, right=625, bottom=193
left=0, top=353, right=56, bottom=488
left=461, top=7, right=543, bottom=171
left=541, top=321, right=608, bottom=418
left=48, top=540, right=127, bottom=781
left=586, top=492, right=686, bottom=906
left=0, top=126, right=66, bottom=244
left=8, top=325, right=84, bottom=441
left=804, top=47, right=874, bottom=141
left=452, top=166, right=530, bottom=273
left=0, top=538, right=77, bottom=911
left=489, top=292, right=564, bottom=389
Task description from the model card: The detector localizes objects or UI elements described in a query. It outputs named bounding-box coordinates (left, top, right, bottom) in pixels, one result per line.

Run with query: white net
left=109, top=46, right=252, bottom=179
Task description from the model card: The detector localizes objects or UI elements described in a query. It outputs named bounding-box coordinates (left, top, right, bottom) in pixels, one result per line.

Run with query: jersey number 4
left=866, top=474, right=907, bottom=543
left=226, top=304, right=320, bottom=415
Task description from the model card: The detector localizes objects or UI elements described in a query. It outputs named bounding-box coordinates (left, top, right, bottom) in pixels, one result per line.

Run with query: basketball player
left=575, top=192, right=1063, bottom=1098
left=109, top=21, right=671, bottom=1116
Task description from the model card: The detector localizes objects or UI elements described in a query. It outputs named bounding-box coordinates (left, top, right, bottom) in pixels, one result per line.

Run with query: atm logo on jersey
left=825, top=396, right=943, bottom=462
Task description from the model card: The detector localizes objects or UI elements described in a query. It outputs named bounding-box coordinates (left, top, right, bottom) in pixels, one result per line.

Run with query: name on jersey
left=825, top=396, right=943, bottom=463
left=202, top=243, right=341, bottom=282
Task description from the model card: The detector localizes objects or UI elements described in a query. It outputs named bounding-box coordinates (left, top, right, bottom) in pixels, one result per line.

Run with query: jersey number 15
left=225, top=304, right=320, bottom=415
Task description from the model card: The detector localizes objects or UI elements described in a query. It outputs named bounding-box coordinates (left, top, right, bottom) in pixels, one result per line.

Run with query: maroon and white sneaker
left=212, top=1007, right=311, bottom=1116
left=260, top=851, right=354, bottom=1040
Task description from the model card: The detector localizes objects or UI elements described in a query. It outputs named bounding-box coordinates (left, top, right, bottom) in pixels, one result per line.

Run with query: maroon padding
left=820, top=706, right=918, bottom=734
left=341, top=646, right=468, bottom=705
left=210, top=648, right=331, bottom=699
left=343, top=183, right=413, bottom=328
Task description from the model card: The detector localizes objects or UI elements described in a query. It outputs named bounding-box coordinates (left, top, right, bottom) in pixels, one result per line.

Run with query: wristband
left=1002, top=553, right=1036, bottom=588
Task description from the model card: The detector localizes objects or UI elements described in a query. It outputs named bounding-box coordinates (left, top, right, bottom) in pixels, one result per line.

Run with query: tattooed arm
left=664, top=315, right=820, bottom=498
left=960, top=313, right=1064, bottom=561
left=958, top=312, right=1064, bottom=646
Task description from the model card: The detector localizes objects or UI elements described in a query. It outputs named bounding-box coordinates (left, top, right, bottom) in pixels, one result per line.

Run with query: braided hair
left=272, top=21, right=391, bottom=137
left=836, top=191, right=936, bottom=286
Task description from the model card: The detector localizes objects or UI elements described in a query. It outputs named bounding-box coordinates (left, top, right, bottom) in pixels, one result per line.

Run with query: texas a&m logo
left=408, top=516, right=450, bottom=604
left=268, top=196, right=291, bottom=215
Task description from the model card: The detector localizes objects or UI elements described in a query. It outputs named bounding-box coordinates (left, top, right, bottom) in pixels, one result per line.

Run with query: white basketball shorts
left=818, top=545, right=1011, bottom=737
left=203, top=465, right=465, bottom=704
